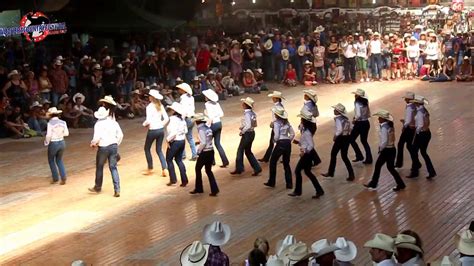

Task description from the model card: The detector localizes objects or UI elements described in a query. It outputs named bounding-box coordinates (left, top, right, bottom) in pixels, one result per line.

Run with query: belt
left=50, top=139, right=64, bottom=142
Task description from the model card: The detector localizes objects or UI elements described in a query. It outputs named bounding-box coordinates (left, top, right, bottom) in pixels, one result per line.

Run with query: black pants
left=293, top=152, right=324, bottom=195
left=410, top=131, right=436, bottom=176
left=310, top=125, right=322, bottom=166
left=266, top=139, right=292, bottom=187
left=261, top=129, right=275, bottom=161
left=344, top=57, right=357, bottom=82
left=194, top=150, right=219, bottom=193
left=235, top=131, right=261, bottom=173
left=350, top=120, right=373, bottom=163
left=395, top=127, right=417, bottom=168
left=368, top=147, right=405, bottom=188
left=327, top=135, right=355, bottom=178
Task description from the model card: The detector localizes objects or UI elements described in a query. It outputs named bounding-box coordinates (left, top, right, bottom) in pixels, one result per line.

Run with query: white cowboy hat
left=456, top=227, right=474, bottom=256
left=351, top=88, right=368, bottom=99
left=242, top=39, right=253, bottom=45
left=193, top=76, right=200, bottom=81
left=241, top=97, right=255, bottom=109
left=46, top=107, right=63, bottom=115
left=192, top=113, right=209, bottom=123
left=168, top=48, right=177, bottom=54
left=255, top=68, right=263, bottom=75
left=303, top=89, right=318, bottom=103
left=180, top=241, right=210, bottom=266
left=410, top=36, right=417, bottom=41
left=402, top=91, right=415, bottom=100
left=373, top=109, right=393, bottom=121
left=463, top=56, right=470, bottom=60
left=42, top=99, right=51, bottom=104
left=30, top=101, right=42, bottom=109
left=404, top=33, right=412, bottom=38
left=130, top=49, right=136, bottom=53
left=297, top=110, right=316, bottom=123
left=272, top=106, right=288, bottom=120
left=93, top=64, right=102, bottom=70
left=54, top=60, right=63, bottom=66
left=281, top=242, right=316, bottom=265
left=364, top=233, right=395, bottom=253
left=148, top=89, right=163, bottom=100
left=410, top=95, right=429, bottom=105
left=268, top=91, right=285, bottom=100
left=266, top=255, right=284, bottom=266
left=276, top=235, right=297, bottom=257
left=73, top=93, right=85, bottom=103
left=297, top=45, right=306, bottom=56
left=80, top=55, right=90, bottom=64
left=332, top=103, right=348, bottom=117
left=304, top=60, right=312, bottom=65
left=166, top=102, right=184, bottom=115
left=176, top=77, right=183, bottom=82
left=244, top=69, right=254, bottom=75
left=103, top=55, right=111, bottom=61
left=315, top=25, right=325, bottom=33
left=202, top=221, right=231, bottom=246
left=131, top=89, right=141, bottom=95
left=264, top=39, right=273, bottom=50
left=395, top=234, right=424, bottom=254
left=334, top=237, right=358, bottom=262
left=373, top=32, right=381, bottom=36
left=94, top=107, right=110, bottom=119
left=7, top=70, right=20, bottom=78
left=123, top=58, right=131, bottom=63
left=116, top=64, right=123, bottom=69
left=99, top=95, right=117, bottom=106
left=281, top=49, right=290, bottom=61
left=202, top=89, right=219, bottom=102
left=176, top=83, right=193, bottom=95
left=311, top=239, right=340, bottom=258
left=414, top=24, right=424, bottom=30
left=59, top=94, right=69, bottom=103
left=56, top=55, right=64, bottom=61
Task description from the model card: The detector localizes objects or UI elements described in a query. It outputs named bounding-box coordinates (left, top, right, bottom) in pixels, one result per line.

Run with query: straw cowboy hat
left=80, top=55, right=90, bottom=64
left=276, top=235, right=297, bottom=257
left=410, top=95, right=429, bottom=105
left=131, top=89, right=141, bottom=95
left=59, top=94, right=69, bottom=103
left=430, top=256, right=453, bottom=266
left=281, top=49, right=290, bottom=61
left=202, top=89, right=219, bottom=102
left=46, top=107, right=63, bottom=115
left=272, top=106, right=288, bottom=120
left=148, top=89, right=163, bottom=100
left=242, top=39, right=253, bottom=45
left=414, top=24, right=424, bottom=30
left=255, top=68, right=263, bottom=75
left=463, top=56, right=470, bottom=61
left=180, top=241, right=210, bottom=266
left=264, top=39, right=273, bottom=50
left=456, top=227, right=474, bottom=255
left=303, top=89, right=318, bottom=103
left=54, top=60, right=63, bottom=66
left=73, top=93, right=85, bottom=103
left=373, top=32, right=381, bottom=36
left=7, top=70, right=20, bottom=78
left=176, top=83, right=193, bottom=95
left=314, top=25, right=325, bottom=33
left=123, top=58, right=131, bottom=64
left=304, top=60, right=313, bottom=65
left=373, top=110, right=394, bottom=121
left=364, top=233, right=395, bottom=253
left=334, top=237, right=358, bottom=262
left=402, top=91, right=415, bottom=100
left=281, top=242, right=316, bottom=265
left=166, top=102, right=185, bottom=115
left=332, top=103, right=348, bottom=117
left=99, top=95, right=117, bottom=106
left=202, top=221, right=231, bottom=246
left=266, top=255, right=284, bottom=266
left=297, top=45, right=306, bottom=56
left=268, top=91, right=285, bottom=100
left=410, top=36, right=417, bottom=41
left=241, top=97, right=255, bottom=109
left=168, top=47, right=177, bottom=53
left=311, top=239, right=340, bottom=258
left=244, top=69, right=254, bottom=75
left=30, top=101, right=42, bottom=109
left=297, top=110, right=316, bottom=123
left=56, top=55, right=64, bottom=61
left=352, top=88, right=368, bottom=99
left=116, top=64, right=123, bottom=69
left=192, top=113, right=209, bottom=123
left=93, top=64, right=102, bottom=70
left=395, top=234, right=424, bottom=254
left=94, top=107, right=110, bottom=120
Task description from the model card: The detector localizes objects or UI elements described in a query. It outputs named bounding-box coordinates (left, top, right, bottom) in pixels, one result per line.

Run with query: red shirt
left=196, top=49, right=211, bottom=73
left=286, top=69, right=297, bottom=80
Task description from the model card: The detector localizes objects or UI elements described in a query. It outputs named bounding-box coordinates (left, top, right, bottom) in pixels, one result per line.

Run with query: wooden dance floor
left=0, top=81, right=472, bottom=265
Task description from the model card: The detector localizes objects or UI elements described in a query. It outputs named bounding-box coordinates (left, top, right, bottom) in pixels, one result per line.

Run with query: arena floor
left=0, top=80, right=472, bottom=265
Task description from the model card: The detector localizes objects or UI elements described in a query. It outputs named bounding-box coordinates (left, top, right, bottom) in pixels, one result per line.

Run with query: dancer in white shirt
left=176, top=83, right=198, bottom=161
left=165, top=102, right=189, bottom=187
left=44, top=107, right=69, bottom=185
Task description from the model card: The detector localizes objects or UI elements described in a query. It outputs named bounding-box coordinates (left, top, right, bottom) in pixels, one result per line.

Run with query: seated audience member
left=364, top=233, right=396, bottom=265
left=246, top=237, right=270, bottom=265
left=203, top=221, right=231, bottom=266
left=455, top=221, right=474, bottom=265
left=192, top=76, right=202, bottom=96
left=57, top=94, right=70, bottom=110
left=327, top=62, right=343, bottom=84
left=242, top=69, right=259, bottom=94
left=115, top=96, right=134, bottom=119
left=284, top=63, right=298, bottom=87
left=62, top=100, right=81, bottom=128
left=303, top=60, right=317, bottom=86
left=5, top=106, right=30, bottom=138
left=38, top=68, right=53, bottom=101
left=430, top=57, right=456, bottom=82
left=221, top=72, right=241, bottom=96
left=215, top=72, right=228, bottom=100
left=131, top=90, right=147, bottom=115
left=27, top=101, right=47, bottom=135
left=160, top=88, right=174, bottom=108
left=394, top=233, right=425, bottom=265
left=334, top=237, right=358, bottom=266
left=456, top=57, right=473, bottom=82
left=25, top=71, right=39, bottom=100
left=72, top=93, right=94, bottom=127
left=255, top=68, right=268, bottom=91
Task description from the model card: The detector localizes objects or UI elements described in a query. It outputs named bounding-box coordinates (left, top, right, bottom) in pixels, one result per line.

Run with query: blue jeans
left=166, top=140, right=188, bottom=184
left=48, top=140, right=66, bottom=181
left=41, top=92, right=51, bottom=102
left=95, top=144, right=120, bottom=192
left=235, top=131, right=261, bottom=173
left=210, top=122, right=229, bottom=166
left=51, top=91, right=61, bottom=107
left=183, top=118, right=197, bottom=158
left=28, top=117, right=46, bottom=134
left=122, top=81, right=133, bottom=99
left=144, top=128, right=167, bottom=170
left=145, top=76, right=157, bottom=86
left=278, top=60, right=287, bottom=82
left=370, top=54, right=383, bottom=79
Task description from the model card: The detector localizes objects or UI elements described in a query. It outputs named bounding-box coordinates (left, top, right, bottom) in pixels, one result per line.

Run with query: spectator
left=456, top=56, right=472, bottom=81
left=179, top=241, right=209, bottom=266
left=242, top=69, right=259, bottom=94
left=334, top=237, right=358, bottom=266
left=230, top=40, right=242, bottom=82
left=364, top=233, right=396, bottom=265
left=62, top=100, right=81, bottom=128
left=281, top=242, right=315, bottom=266
left=313, top=39, right=325, bottom=82
left=394, top=233, right=425, bottom=265
left=284, top=63, right=297, bottom=86
left=2, top=70, right=28, bottom=111
left=48, top=60, right=69, bottom=107
left=202, top=221, right=230, bottom=266
left=131, top=90, right=146, bottom=116
left=327, top=62, right=342, bottom=84
left=24, top=71, right=39, bottom=100
left=63, top=57, right=77, bottom=96
left=72, top=93, right=94, bottom=128
left=455, top=221, right=474, bottom=265
left=27, top=101, right=47, bottom=135
left=303, top=60, right=317, bottom=86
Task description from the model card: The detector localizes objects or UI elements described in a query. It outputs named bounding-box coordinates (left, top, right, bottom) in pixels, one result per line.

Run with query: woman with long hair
left=44, top=107, right=69, bottom=185
left=165, top=102, right=188, bottom=187
left=350, top=89, right=373, bottom=164
left=142, top=89, right=169, bottom=177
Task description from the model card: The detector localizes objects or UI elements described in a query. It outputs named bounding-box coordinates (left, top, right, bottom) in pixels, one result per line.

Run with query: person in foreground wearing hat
left=264, top=106, right=295, bottom=189
left=259, top=91, right=285, bottom=163
left=301, top=89, right=322, bottom=167
left=44, top=107, right=69, bottom=185
left=142, top=89, right=169, bottom=177
left=455, top=221, right=474, bottom=265
left=407, top=95, right=436, bottom=179
left=177, top=83, right=198, bottom=161
left=364, top=110, right=406, bottom=192
left=189, top=113, right=219, bottom=196
left=88, top=106, right=123, bottom=197
left=282, top=242, right=316, bottom=266
left=350, top=88, right=373, bottom=164
left=289, top=110, right=324, bottom=199
left=322, top=103, right=355, bottom=181
left=231, top=97, right=262, bottom=176
left=394, top=233, right=425, bottom=265
left=246, top=237, right=269, bottom=266
left=165, top=102, right=188, bottom=187
left=311, top=239, right=340, bottom=266
left=395, top=92, right=417, bottom=169
left=364, top=233, right=397, bottom=266
left=202, top=89, right=229, bottom=168
left=334, top=237, right=358, bottom=265
left=202, top=221, right=230, bottom=266
left=276, top=235, right=297, bottom=258
left=180, top=240, right=210, bottom=266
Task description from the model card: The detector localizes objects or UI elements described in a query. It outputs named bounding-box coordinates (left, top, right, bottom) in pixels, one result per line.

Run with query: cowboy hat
left=46, top=107, right=63, bottom=115
left=303, top=89, right=318, bottom=103
left=456, top=227, right=474, bottom=256
left=30, top=101, right=42, bottom=109
left=281, top=49, right=290, bottom=61
left=268, top=91, right=285, bottom=100
left=304, top=60, right=313, bottom=65
left=166, top=102, right=184, bottom=115
left=332, top=103, right=348, bottom=117
left=99, top=95, right=117, bottom=106
left=395, top=234, right=424, bottom=254
left=176, top=83, right=193, bottom=95
left=42, top=99, right=51, bottom=105
left=180, top=241, right=210, bottom=266
left=7, top=70, right=20, bottom=78
left=56, top=55, right=64, bottom=61
left=59, top=94, right=69, bottom=103
left=414, top=24, right=423, bottom=30
left=373, top=109, right=394, bottom=121
left=402, top=92, right=415, bottom=100
left=297, top=45, right=306, bottom=56
left=242, top=39, right=253, bottom=45
left=420, top=31, right=427, bottom=36
left=311, top=239, right=340, bottom=258
left=410, top=36, right=417, bottom=41
left=264, top=39, right=273, bottom=50
left=352, top=88, right=368, bottom=99
left=297, top=110, right=316, bottom=123
left=168, top=47, right=177, bottom=54
left=94, top=106, right=110, bottom=119
left=103, top=55, right=111, bottom=61
left=281, top=242, right=316, bottom=265
left=202, top=221, right=231, bottom=246
left=73, top=93, right=85, bottom=103
left=131, top=89, right=141, bottom=95
left=148, top=89, right=163, bottom=100
left=404, top=33, right=412, bottom=38
left=123, top=58, right=131, bottom=63
left=80, top=55, right=90, bottom=64
left=244, top=69, right=254, bottom=75
left=315, top=25, right=325, bottom=33
left=272, top=106, right=288, bottom=120
left=276, top=235, right=297, bottom=257
left=241, top=97, right=255, bottom=108
left=373, top=32, right=381, bottom=36
left=93, top=64, right=102, bottom=70
left=430, top=256, right=453, bottom=266
left=266, top=255, right=284, bottom=266
left=192, top=113, right=209, bottom=123
left=410, top=95, right=429, bottom=105
left=116, top=64, right=123, bottom=68
left=203, top=89, right=219, bottom=102
left=255, top=68, right=263, bottom=75
left=54, top=60, right=63, bottom=66
left=364, top=233, right=395, bottom=252
left=334, top=237, right=357, bottom=262
left=463, top=56, right=470, bottom=60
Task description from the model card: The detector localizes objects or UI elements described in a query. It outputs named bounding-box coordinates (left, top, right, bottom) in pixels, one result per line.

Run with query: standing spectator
left=48, top=60, right=69, bottom=107
left=342, top=35, right=357, bottom=83
left=38, top=68, right=53, bottom=102
left=102, top=56, right=118, bottom=98
left=196, top=44, right=211, bottom=76
left=242, top=39, right=256, bottom=71
left=369, top=32, right=384, bottom=81
left=230, top=40, right=243, bottom=82
left=24, top=71, right=39, bottom=100
left=394, top=234, right=425, bottom=265
left=122, top=58, right=136, bottom=100
left=355, top=35, right=369, bottom=82
left=165, top=48, right=183, bottom=87
left=202, top=221, right=231, bottom=266
left=183, top=47, right=197, bottom=84
left=140, top=52, right=158, bottom=86
left=63, top=57, right=77, bottom=96
left=313, top=39, right=325, bottom=82
left=217, top=41, right=230, bottom=74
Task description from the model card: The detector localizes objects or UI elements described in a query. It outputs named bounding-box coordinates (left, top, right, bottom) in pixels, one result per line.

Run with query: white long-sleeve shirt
left=179, top=93, right=195, bottom=118
left=403, top=103, right=416, bottom=128
left=400, top=255, right=424, bottom=266
left=143, top=103, right=169, bottom=130
left=299, top=128, right=314, bottom=154
left=166, top=115, right=188, bottom=142
left=44, top=117, right=69, bottom=145
left=379, top=122, right=395, bottom=150
left=91, top=118, right=123, bottom=147
left=415, top=106, right=430, bottom=134
left=273, top=120, right=295, bottom=142
left=205, top=101, right=224, bottom=124
left=334, top=115, right=351, bottom=137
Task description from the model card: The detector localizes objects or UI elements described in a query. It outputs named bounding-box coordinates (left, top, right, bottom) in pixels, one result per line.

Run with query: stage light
left=231, top=1, right=236, bottom=5
left=252, top=0, right=256, bottom=3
